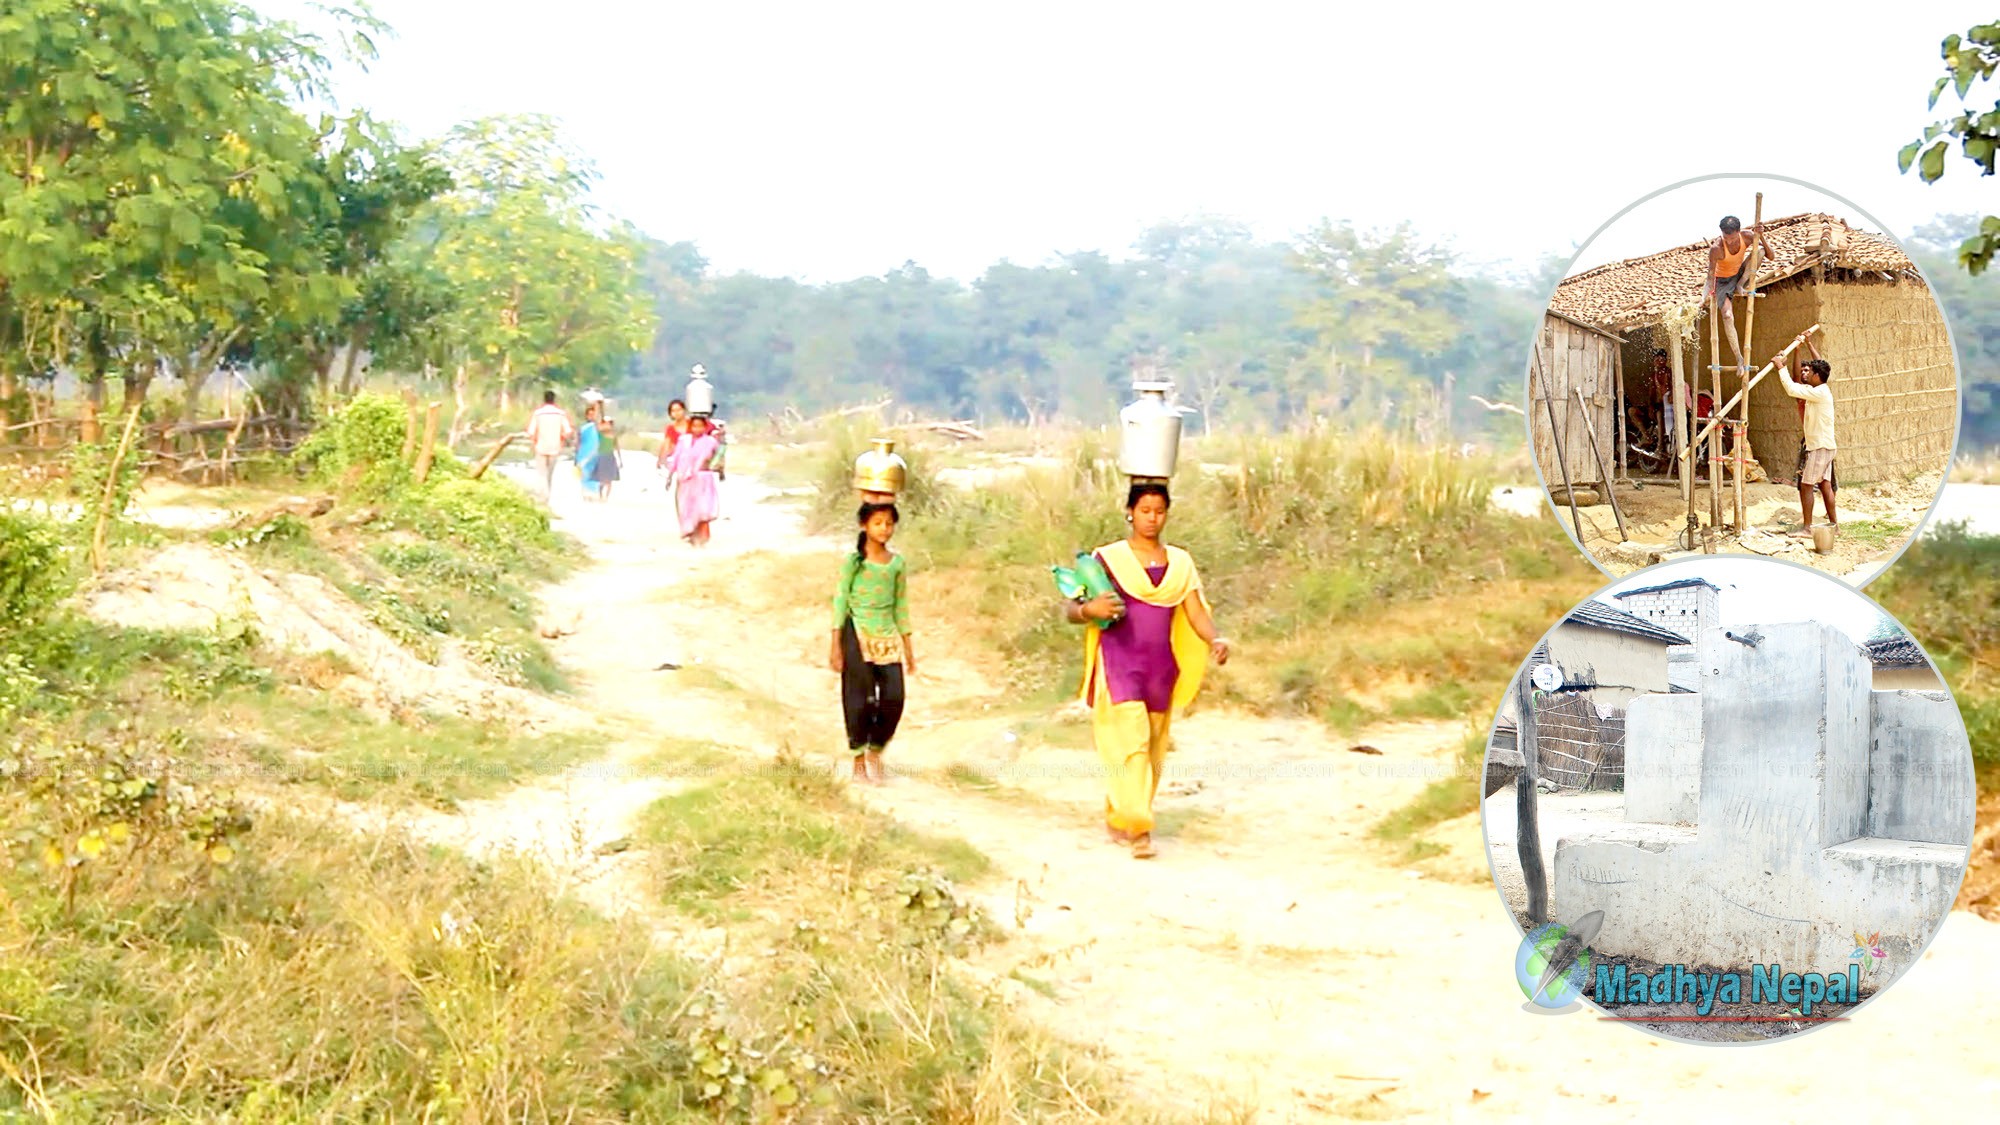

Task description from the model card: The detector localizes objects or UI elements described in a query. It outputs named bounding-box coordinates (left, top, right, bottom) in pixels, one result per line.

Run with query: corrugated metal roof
left=1565, top=599, right=1692, bottom=646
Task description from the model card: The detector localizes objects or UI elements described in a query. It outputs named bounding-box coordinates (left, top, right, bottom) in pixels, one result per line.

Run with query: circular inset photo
left=1527, top=175, right=1961, bottom=585
left=1481, top=556, right=1973, bottom=1042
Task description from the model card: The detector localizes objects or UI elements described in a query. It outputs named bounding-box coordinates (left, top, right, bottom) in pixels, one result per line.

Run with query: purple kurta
left=1092, top=555, right=1179, bottom=712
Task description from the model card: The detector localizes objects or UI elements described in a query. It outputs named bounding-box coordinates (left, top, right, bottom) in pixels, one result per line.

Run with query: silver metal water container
left=685, top=364, right=715, bottom=416
left=1117, top=376, right=1183, bottom=479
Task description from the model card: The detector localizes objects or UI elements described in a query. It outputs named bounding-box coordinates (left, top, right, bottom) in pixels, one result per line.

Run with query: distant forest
left=620, top=215, right=2000, bottom=449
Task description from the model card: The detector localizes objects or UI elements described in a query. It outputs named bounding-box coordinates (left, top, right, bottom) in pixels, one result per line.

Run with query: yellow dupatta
left=1078, top=540, right=1210, bottom=716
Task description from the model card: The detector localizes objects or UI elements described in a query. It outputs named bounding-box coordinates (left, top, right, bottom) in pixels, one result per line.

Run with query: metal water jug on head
left=1118, top=374, right=1184, bottom=479
left=852, top=438, right=908, bottom=496
left=685, top=364, right=714, bottom=417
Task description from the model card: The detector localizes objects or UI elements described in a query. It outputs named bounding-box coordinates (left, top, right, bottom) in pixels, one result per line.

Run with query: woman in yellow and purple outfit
left=1067, top=481, right=1229, bottom=859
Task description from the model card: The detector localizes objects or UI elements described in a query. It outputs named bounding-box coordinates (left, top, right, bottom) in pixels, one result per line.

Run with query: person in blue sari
left=575, top=401, right=603, bottom=501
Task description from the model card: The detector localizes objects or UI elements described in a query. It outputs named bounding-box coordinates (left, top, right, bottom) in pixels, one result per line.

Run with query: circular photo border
left=1478, top=552, right=1975, bottom=1045
left=1521, top=172, right=1968, bottom=589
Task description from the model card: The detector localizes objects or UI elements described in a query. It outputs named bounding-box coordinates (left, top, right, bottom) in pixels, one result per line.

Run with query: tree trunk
left=0, top=366, right=14, bottom=433
left=448, top=361, right=472, bottom=448
left=338, top=328, right=370, bottom=396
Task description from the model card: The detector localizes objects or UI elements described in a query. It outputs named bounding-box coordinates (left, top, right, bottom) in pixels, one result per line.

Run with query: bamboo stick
left=1532, top=349, right=1586, bottom=545
left=400, top=387, right=420, bottom=462
left=1614, top=347, right=1627, bottom=484
left=1671, top=336, right=1694, bottom=546
left=467, top=432, right=519, bottom=480
left=1574, top=387, right=1628, bottom=541
left=1737, top=191, right=1761, bottom=533
left=1681, top=325, right=1822, bottom=458
left=1707, top=304, right=1721, bottom=545
left=90, top=406, right=144, bottom=576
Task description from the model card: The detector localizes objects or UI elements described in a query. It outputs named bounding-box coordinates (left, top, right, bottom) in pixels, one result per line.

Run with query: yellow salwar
left=1078, top=541, right=1210, bottom=836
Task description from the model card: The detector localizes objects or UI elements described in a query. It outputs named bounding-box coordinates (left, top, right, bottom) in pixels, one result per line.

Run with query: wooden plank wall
left=1532, top=314, right=1616, bottom=489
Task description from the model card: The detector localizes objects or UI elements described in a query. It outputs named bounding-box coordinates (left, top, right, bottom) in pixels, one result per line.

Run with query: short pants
left=1714, top=265, right=1746, bottom=302
left=1798, top=446, right=1836, bottom=488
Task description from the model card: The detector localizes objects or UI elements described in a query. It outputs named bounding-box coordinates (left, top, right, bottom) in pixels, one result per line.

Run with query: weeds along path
left=473, top=466, right=1999, bottom=1121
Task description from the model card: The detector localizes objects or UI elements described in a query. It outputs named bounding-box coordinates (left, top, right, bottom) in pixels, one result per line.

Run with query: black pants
left=840, top=620, right=905, bottom=753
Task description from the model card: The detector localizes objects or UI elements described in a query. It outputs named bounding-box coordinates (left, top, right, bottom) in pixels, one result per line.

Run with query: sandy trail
left=395, top=459, right=2000, bottom=1120
left=1568, top=470, right=1941, bottom=581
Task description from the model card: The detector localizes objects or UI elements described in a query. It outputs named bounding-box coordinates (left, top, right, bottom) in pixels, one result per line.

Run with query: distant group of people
left=519, top=390, right=728, bottom=545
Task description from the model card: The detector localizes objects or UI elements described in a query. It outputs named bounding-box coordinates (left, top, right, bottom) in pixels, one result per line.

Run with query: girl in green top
left=830, top=501, right=914, bottom=785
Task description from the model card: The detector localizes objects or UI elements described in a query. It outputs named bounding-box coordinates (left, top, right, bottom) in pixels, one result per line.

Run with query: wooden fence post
left=413, top=402, right=442, bottom=483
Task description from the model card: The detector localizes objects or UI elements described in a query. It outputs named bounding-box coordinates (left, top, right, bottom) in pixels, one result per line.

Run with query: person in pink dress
left=662, top=415, right=721, bottom=545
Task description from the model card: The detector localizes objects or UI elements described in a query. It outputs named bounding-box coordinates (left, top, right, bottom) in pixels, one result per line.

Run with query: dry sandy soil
left=106, top=463, right=2000, bottom=1119
left=1562, top=470, right=1942, bottom=582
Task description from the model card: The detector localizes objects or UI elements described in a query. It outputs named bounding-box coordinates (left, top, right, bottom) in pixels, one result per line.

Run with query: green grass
left=1871, top=522, right=2000, bottom=788
left=0, top=807, right=710, bottom=1120
left=639, top=755, right=988, bottom=918
left=1836, top=517, right=1909, bottom=549
left=1370, top=731, right=1485, bottom=860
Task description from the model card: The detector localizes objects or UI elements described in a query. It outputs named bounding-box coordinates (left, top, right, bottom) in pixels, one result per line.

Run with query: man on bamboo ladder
left=1702, top=216, right=1778, bottom=373
left=1774, top=338, right=1837, bottom=539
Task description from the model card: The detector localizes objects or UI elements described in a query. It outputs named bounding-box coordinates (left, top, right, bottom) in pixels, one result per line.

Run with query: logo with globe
left=1514, top=910, right=1605, bottom=1009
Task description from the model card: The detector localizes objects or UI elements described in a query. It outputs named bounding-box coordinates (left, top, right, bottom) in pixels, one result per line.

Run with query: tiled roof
left=1548, top=213, right=1920, bottom=333
left=1865, top=635, right=1929, bottom=667
left=1565, top=599, right=1692, bottom=646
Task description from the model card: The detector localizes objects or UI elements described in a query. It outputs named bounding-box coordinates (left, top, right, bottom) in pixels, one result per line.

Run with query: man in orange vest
left=1701, top=215, right=1778, bottom=375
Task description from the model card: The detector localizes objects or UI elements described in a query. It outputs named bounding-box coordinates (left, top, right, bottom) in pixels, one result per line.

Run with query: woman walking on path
left=663, top=415, right=720, bottom=545
left=1067, top=482, right=1229, bottom=859
left=575, top=401, right=603, bottom=501
left=830, top=501, right=914, bottom=785
left=591, top=416, right=622, bottom=502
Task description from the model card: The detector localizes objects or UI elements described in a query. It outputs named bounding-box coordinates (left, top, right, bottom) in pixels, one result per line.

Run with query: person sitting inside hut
left=1775, top=338, right=1836, bottom=537
left=1702, top=215, right=1778, bottom=372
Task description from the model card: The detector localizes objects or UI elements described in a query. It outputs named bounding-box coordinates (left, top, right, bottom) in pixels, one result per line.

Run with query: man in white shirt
left=1774, top=339, right=1835, bottom=536
left=523, top=390, right=575, bottom=501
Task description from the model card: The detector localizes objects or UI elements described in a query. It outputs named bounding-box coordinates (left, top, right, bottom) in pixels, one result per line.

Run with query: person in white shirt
left=1774, top=338, right=1836, bottom=536
left=523, top=390, right=575, bottom=501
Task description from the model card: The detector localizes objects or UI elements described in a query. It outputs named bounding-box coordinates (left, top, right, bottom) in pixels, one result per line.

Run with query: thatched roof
left=1549, top=213, right=1920, bottom=333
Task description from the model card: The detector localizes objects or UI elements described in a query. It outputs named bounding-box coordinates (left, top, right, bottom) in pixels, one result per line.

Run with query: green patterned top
left=833, top=552, right=911, bottom=638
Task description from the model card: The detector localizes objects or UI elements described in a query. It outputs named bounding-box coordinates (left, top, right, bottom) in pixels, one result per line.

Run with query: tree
left=1901, top=22, right=2000, bottom=273
left=0, top=0, right=362, bottom=423
left=1291, top=221, right=1460, bottom=421
left=418, top=115, right=656, bottom=441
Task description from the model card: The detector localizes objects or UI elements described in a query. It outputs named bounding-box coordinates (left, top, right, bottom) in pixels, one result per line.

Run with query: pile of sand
left=81, top=543, right=574, bottom=729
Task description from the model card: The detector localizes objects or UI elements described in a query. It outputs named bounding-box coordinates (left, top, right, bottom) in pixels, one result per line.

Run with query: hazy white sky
left=270, top=1, right=2000, bottom=282
left=1598, top=560, right=1898, bottom=645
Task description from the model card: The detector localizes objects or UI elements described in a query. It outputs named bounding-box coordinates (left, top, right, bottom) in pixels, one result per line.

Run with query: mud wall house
left=1486, top=605, right=1689, bottom=793
left=1612, top=576, right=1721, bottom=693
left=1867, top=634, right=1945, bottom=691
left=1547, top=213, right=1955, bottom=486
left=1528, top=311, right=1624, bottom=492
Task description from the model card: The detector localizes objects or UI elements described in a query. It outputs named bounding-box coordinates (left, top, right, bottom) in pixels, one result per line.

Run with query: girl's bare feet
left=864, top=750, right=886, bottom=785
left=1130, top=834, right=1157, bottom=859
left=851, top=755, right=868, bottom=783
left=1107, top=824, right=1133, bottom=844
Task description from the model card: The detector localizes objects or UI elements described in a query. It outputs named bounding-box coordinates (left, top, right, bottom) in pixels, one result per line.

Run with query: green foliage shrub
left=0, top=510, right=68, bottom=635
left=293, top=392, right=411, bottom=493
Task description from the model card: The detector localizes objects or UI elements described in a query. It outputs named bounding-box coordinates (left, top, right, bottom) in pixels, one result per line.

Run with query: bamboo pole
left=1707, top=305, right=1721, bottom=547
left=1737, top=191, right=1762, bottom=532
left=1682, top=325, right=1822, bottom=457
left=412, top=402, right=442, bottom=483
left=1533, top=348, right=1586, bottom=545
left=1673, top=336, right=1694, bottom=546
left=1575, top=387, right=1628, bottom=541
left=79, top=398, right=100, bottom=444
left=90, top=406, right=144, bottom=576
left=1614, top=347, right=1627, bottom=484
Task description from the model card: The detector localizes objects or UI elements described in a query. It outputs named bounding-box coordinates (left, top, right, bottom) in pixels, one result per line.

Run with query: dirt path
left=406, top=461, right=2000, bottom=1120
